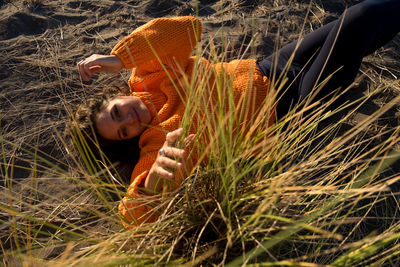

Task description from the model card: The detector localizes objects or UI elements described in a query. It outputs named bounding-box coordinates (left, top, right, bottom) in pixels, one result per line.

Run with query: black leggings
left=257, top=0, right=400, bottom=119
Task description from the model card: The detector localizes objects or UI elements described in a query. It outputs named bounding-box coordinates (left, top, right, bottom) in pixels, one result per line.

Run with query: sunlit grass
left=1, top=2, right=400, bottom=266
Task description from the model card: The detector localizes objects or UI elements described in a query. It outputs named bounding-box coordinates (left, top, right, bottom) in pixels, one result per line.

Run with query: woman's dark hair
left=65, top=81, right=140, bottom=181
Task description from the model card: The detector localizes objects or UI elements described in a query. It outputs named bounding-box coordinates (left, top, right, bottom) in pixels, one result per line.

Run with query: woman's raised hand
left=77, top=54, right=123, bottom=82
left=146, top=128, right=195, bottom=194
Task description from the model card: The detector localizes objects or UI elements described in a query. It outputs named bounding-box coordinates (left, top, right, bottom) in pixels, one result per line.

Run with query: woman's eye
left=113, top=105, right=120, bottom=118
left=122, top=127, right=128, bottom=137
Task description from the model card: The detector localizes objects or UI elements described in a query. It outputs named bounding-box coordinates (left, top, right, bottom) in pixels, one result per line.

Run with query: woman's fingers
left=88, top=65, right=103, bottom=74
left=83, top=67, right=93, bottom=82
left=77, top=59, right=97, bottom=82
left=153, top=156, right=182, bottom=181
left=157, top=146, right=184, bottom=179
left=146, top=129, right=195, bottom=192
left=158, top=155, right=183, bottom=170
left=162, top=146, right=186, bottom=159
left=166, top=128, right=183, bottom=145
left=156, top=155, right=184, bottom=179
left=77, top=60, right=89, bottom=81
left=155, top=165, right=174, bottom=179
left=154, top=128, right=191, bottom=179
left=154, top=128, right=187, bottom=180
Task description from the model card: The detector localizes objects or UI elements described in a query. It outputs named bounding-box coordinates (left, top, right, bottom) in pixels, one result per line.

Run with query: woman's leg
left=258, top=0, right=400, bottom=119
left=299, top=0, right=400, bottom=99
left=257, top=20, right=337, bottom=118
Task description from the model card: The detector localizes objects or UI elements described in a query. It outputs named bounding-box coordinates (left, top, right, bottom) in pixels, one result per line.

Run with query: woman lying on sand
left=73, top=0, right=400, bottom=228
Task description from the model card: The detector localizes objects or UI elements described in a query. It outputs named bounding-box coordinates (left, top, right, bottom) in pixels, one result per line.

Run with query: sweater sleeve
left=118, top=152, right=157, bottom=228
left=118, top=147, right=190, bottom=228
left=111, top=16, right=202, bottom=73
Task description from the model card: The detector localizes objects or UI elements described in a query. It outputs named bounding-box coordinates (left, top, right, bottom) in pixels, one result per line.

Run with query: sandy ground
left=1, top=0, right=400, bottom=259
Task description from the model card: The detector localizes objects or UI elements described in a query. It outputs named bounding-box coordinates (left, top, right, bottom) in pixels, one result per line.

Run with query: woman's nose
left=121, top=113, right=135, bottom=125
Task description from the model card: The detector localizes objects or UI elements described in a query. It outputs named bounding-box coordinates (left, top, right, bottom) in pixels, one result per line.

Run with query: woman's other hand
left=77, top=54, right=123, bottom=82
left=146, top=128, right=196, bottom=194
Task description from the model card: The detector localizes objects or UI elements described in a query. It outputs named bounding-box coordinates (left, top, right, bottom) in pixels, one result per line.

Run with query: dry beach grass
left=1, top=0, right=400, bottom=265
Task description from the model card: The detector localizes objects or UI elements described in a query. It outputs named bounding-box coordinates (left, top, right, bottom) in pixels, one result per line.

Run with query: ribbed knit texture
left=111, top=16, right=274, bottom=229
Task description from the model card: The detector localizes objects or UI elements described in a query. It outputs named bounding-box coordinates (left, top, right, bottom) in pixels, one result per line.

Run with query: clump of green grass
left=1, top=5, right=400, bottom=267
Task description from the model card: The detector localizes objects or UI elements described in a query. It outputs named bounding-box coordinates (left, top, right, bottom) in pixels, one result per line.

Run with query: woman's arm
left=77, top=16, right=201, bottom=81
left=77, top=54, right=123, bottom=82
left=111, top=16, right=202, bottom=72
left=118, top=128, right=195, bottom=228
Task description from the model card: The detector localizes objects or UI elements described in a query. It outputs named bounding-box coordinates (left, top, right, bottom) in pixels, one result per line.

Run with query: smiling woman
left=70, top=0, right=400, bottom=229
left=95, top=95, right=151, bottom=141
left=66, top=82, right=142, bottom=181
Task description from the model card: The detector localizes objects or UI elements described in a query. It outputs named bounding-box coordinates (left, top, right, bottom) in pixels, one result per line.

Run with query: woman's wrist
left=107, top=55, right=124, bottom=72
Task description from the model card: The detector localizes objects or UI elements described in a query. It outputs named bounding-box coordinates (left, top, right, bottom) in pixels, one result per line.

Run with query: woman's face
left=95, top=95, right=151, bottom=141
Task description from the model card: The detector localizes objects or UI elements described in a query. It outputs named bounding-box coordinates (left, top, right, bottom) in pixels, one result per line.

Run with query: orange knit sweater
left=111, top=16, right=274, bottom=228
